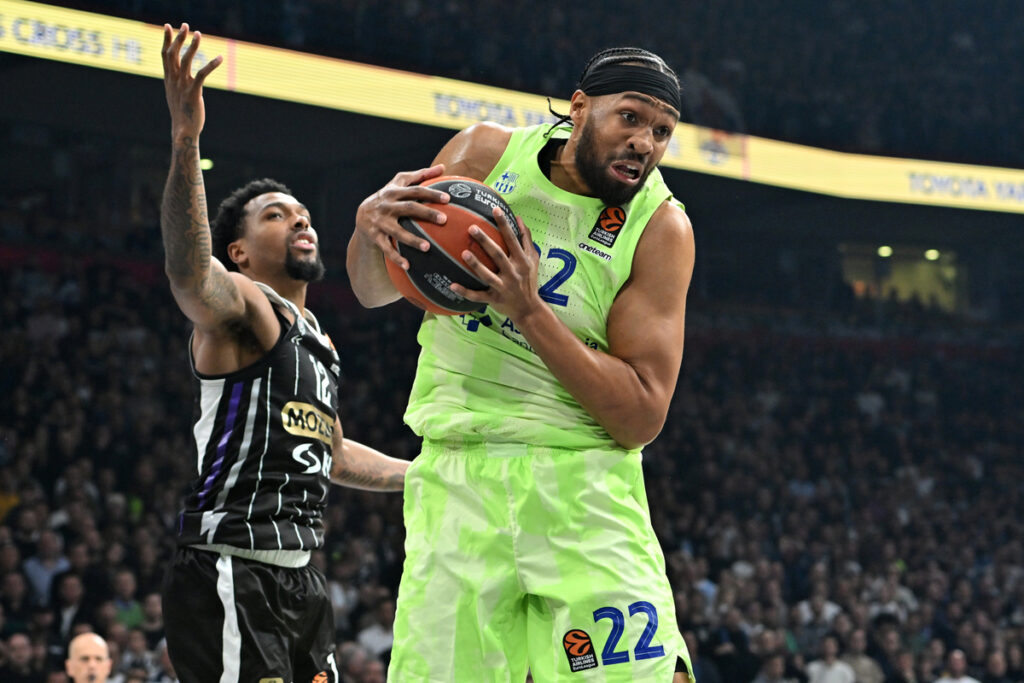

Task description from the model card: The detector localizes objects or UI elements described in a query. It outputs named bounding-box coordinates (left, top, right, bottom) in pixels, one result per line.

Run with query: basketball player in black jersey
left=158, top=24, right=408, bottom=683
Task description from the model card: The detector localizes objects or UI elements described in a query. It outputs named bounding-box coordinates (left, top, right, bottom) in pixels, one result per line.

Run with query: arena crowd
left=53, top=0, right=1024, bottom=167
left=0, top=198, right=1020, bottom=681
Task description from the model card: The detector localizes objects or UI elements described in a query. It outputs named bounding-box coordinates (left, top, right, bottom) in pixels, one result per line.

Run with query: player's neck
left=549, top=140, right=593, bottom=197
left=259, top=275, right=309, bottom=315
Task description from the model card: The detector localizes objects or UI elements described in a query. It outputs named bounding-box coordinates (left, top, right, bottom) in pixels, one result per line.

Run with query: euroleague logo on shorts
left=588, top=206, right=626, bottom=248
left=562, top=629, right=598, bottom=672
left=311, top=671, right=329, bottom=683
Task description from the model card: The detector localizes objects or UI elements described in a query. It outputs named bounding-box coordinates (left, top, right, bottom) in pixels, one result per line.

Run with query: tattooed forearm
left=161, top=136, right=211, bottom=286
left=331, top=453, right=406, bottom=492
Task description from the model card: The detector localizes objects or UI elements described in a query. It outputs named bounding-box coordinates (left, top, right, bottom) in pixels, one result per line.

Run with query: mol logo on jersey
left=282, top=401, right=333, bottom=445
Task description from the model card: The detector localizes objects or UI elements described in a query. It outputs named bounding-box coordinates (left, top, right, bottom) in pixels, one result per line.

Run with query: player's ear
left=227, top=239, right=248, bottom=270
left=569, top=90, right=588, bottom=126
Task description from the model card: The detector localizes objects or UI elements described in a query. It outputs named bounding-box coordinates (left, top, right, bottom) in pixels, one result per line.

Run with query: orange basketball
left=385, top=176, right=520, bottom=315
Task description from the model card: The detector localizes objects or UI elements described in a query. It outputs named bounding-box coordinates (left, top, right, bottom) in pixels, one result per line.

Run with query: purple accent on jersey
left=197, top=382, right=243, bottom=507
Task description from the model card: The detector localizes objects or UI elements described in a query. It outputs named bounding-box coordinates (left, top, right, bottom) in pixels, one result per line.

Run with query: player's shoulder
left=630, top=199, right=694, bottom=279
left=648, top=199, right=694, bottom=245
left=438, top=122, right=515, bottom=181
left=458, top=121, right=515, bottom=149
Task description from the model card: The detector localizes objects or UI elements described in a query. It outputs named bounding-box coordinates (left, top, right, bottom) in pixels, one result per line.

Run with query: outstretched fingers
left=179, top=29, right=202, bottom=80
left=194, top=53, right=224, bottom=87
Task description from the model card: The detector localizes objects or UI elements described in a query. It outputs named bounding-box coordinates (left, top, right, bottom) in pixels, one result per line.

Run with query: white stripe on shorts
left=215, top=555, right=241, bottom=683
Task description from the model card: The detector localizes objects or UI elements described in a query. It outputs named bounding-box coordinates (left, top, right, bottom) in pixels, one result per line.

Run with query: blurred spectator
left=118, top=629, right=155, bottom=679
left=806, top=633, right=855, bottom=683
left=148, top=639, right=177, bottom=683
left=51, top=574, right=94, bottom=645
left=683, top=629, right=723, bottom=683
left=337, top=641, right=371, bottom=683
left=137, top=594, right=163, bottom=651
left=0, top=631, right=44, bottom=682
left=886, top=650, right=919, bottom=683
left=753, top=650, right=800, bottom=683
left=936, top=649, right=982, bottom=683
left=842, top=628, right=884, bottom=683
left=356, top=598, right=395, bottom=660
left=981, top=649, right=1014, bottom=683
left=110, top=571, right=142, bottom=630
left=3, top=571, right=33, bottom=635
left=23, top=531, right=70, bottom=606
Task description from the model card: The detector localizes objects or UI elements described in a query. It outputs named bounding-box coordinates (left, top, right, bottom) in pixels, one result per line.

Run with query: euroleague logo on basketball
left=448, top=182, right=473, bottom=199
left=588, top=206, right=626, bottom=248
left=562, top=629, right=598, bottom=672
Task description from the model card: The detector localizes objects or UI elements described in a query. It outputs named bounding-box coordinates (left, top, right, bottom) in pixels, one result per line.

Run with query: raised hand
left=161, top=23, right=223, bottom=141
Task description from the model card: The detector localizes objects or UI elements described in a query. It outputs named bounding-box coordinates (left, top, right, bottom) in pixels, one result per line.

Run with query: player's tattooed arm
left=329, top=419, right=407, bottom=491
left=159, top=24, right=242, bottom=326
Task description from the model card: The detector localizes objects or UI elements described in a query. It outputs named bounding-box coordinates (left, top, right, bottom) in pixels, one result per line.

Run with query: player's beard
left=575, top=115, right=650, bottom=207
left=285, top=249, right=325, bottom=282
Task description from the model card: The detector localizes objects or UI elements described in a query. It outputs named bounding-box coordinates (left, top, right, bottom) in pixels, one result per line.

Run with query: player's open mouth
left=292, top=233, right=317, bottom=251
left=610, top=161, right=642, bottom=183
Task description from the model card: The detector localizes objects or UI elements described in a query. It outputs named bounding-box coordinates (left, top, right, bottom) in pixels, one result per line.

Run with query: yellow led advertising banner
left=2, top=0, right=1023, bottom=214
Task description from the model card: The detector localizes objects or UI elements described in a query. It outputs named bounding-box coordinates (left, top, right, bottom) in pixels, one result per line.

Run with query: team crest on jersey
left=494, top=170, right=518, bottom=194
left=563, top=629, right=598, bottom=672
left=589, top=206, right=626, bottom=248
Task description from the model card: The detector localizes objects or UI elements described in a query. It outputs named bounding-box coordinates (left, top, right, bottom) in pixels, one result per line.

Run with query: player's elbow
left=607, top=407, right=668, bottom=451
left=349, top=280, right=400, bottom=309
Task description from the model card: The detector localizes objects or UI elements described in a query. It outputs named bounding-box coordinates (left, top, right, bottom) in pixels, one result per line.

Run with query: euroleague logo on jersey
left=588, top=206, right=626, bottom=248
left=563, top=629, right=598, bottom=672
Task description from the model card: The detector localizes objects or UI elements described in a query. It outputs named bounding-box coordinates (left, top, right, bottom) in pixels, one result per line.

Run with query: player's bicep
left=171, top=266, right=276, bottom=342
left=607, top=206, right=694, bottom=404
left=431, top=122, right=512, bottom=181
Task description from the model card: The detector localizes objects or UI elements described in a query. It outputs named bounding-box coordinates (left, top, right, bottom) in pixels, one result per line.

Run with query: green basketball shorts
left=388, top=440, right=692, bottom=682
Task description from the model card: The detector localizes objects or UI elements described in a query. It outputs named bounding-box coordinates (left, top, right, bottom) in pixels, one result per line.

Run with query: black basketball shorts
left=162, top=546, right=337, bottom=683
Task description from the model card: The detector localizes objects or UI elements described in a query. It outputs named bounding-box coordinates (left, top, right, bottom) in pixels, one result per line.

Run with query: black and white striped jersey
left=175, top=283, right=341, bottom=551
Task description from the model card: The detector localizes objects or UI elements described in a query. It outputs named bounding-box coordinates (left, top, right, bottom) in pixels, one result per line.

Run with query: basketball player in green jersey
left=348, top=48, right=695, bottom=682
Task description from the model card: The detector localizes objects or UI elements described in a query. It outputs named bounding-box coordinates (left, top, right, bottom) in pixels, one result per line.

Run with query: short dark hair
left=577, top=47, right=680, bottom=92
left=210, top=178, right=292, bottom=271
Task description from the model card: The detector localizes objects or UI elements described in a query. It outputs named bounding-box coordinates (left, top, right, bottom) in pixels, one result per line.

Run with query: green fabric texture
left=390, top=441, right=692, bottom=682
left=404, top=124, right=680, bottom=452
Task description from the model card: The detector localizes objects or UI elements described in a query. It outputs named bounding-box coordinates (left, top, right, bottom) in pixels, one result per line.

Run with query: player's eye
left=621, top=111, right=637, bottom=124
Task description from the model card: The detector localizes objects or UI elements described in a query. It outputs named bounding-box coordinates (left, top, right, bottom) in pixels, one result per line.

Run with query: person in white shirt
left=935, top=649, right=982, bottom=683
left=806, top=633, right=856, bottom=683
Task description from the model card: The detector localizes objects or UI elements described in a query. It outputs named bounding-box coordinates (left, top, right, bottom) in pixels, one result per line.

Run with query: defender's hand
left=161, top=23, right=223, bottom=140
left=354, top=165, right=449, bottom=270
left=450, top=208, right=543, bottom=323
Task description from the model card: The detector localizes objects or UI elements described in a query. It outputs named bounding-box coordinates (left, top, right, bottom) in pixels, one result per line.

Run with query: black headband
left=579, top=63, right=681, bottom=114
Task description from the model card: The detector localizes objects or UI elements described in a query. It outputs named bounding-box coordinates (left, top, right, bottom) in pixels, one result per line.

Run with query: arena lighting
left=925, top=249, right=941, bottom=261
left=3, top=0, right=1024, bottom=214
left=200, top=158, right=214, bottom=171
left=878, top=246, right=894, bottom=258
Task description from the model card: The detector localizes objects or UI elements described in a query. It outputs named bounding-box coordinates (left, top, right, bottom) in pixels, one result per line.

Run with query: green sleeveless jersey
left=404, top=124, right=683, bottom=451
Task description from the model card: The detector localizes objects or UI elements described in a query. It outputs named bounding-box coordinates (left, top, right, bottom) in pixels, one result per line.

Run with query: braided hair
left=547, top=47, right=681, bottom=134
left=210, top=178, right=292, bottom=271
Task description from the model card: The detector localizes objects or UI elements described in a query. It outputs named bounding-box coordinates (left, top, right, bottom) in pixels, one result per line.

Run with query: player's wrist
left=170, top=128, right=202, bottom=145
left=510, top=294, right=550, bottom=331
